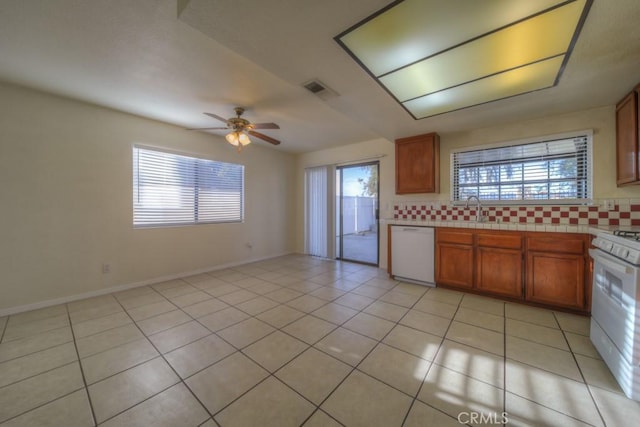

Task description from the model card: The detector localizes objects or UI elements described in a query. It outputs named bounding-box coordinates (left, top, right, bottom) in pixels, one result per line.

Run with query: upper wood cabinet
left=395, top=132, right=440, bottom=194
left=616, top=85, right=640, bottom=186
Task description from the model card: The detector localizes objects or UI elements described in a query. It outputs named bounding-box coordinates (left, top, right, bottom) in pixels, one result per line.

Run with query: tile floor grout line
left=0, top=387, right=87, bottom=425
left=139, top=272, right=342, bottom=418
left=1, top=311, right=64, bottom=337
left=177, top=343, right=239, bottom=383
left=0, top=339, right=76, bottom=375
left=307, top=282, right=429, bottom=425
left=223, top=274, right=398, bottom=422
left=0, top=328, right=73, bottom=364
left=4, top=255, right=611, bottom=426
left=502, top=299, right=508, bottom=418
left=504, top=388, right=607, bottom=426
left=0, top=319, right=71, bottom=344
left=70, top=313, right=135, bottom=334
left=500, top=309, right=607, bottom=425
left=504, top=357, right=601, bottom=385
left=110, top=297, right=218, bottom=423
left=553, top=311, right=608, bottom=427
left=64, top=305, right=98, bottom=427
left=208, top=365, right=317, bottom=423
left=117, top=297, right=179, bottom=314
left=399, top=287, right=466, bottom=427
left=0, top=359, right=79, bottom=393
left=195, top=270, right=376, bottom=422
left=299, top=408, right=346, bottom=427
left=504, top=331, right=579, bottom=353
left=96, top=381, right=184, bottom=425
left=78, top=336, right=155, bottom=366
left=155, top=288, right=295, bottom=381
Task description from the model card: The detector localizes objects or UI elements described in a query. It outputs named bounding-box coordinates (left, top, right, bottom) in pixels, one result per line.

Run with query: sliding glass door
left=336, top=162, right=379, bottom=265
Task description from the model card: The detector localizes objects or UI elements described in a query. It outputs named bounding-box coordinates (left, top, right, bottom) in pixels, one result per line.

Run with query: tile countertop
left=381, top=218, right=626, bottom=236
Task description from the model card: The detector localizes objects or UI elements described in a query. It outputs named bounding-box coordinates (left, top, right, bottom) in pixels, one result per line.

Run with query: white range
left=590, top=229, right=640, bottom=401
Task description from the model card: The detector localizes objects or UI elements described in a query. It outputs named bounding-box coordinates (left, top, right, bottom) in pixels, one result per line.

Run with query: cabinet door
left=616, top=90, right=639, bottom=185
left=395, top=133, right=439, bottom=194
left=526, top=251, right=585, bottom=310
left=436, top=243, right=473, bottom=288
left=476, top=247, right=523, bottom=298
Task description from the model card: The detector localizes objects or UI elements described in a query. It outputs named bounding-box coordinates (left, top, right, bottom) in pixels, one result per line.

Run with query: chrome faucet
left=465, top=195, right=484, bottom=222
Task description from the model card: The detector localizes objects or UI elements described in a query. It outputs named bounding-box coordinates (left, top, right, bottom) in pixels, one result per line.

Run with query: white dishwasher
left=390, top=225, right=435, bottom=286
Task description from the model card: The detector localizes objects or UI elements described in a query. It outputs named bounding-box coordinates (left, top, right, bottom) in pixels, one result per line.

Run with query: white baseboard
left=0, top=252, right=293, bottom=317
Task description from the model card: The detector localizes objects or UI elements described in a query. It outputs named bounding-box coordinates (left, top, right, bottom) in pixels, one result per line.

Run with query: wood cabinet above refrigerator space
left=395, top=132, right=439, bottom=194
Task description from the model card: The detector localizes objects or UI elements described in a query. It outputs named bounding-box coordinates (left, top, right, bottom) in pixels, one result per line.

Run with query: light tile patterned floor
left=1, top=254, right=639, bottom=426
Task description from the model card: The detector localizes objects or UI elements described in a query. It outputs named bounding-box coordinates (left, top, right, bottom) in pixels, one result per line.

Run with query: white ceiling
left=0, top=0, right=639, bottom=153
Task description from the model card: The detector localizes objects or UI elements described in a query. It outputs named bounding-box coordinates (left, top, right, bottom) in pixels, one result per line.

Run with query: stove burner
left=613, top=230, right=640, bottom=240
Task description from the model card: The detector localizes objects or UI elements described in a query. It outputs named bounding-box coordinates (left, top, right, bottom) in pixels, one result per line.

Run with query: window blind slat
left=133, top=147, right=244, bottom=227
left=451, top=134, right=591, bottom=203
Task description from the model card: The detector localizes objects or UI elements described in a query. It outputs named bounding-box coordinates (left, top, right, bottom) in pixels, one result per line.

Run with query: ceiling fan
left=188, top=107, right=281, bottom=151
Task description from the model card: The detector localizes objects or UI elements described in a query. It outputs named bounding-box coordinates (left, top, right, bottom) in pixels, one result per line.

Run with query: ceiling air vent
left=302, top=79, right=339, bottom=101
left=304, top=80, right=325, bottom=93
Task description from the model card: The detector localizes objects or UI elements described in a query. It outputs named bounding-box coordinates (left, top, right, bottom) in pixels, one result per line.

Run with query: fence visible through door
left=336, top=162, right=379, bottom=265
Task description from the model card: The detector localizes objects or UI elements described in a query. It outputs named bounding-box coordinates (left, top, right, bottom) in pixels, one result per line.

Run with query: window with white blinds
left=451, top=132, right=592, bottom=204
left=133, top=146, right=244, bottom=227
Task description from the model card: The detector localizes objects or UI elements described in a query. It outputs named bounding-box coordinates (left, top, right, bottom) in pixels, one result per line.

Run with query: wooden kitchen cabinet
left=395, top=132, right=440, bottom=194
left=616, top=85, right=640, bottom=186
left=435, top=228, right=473, bottom=288
left=433, top=228, right=591, bottom=312
left=476, top=231, right=524, bottom=298
left=525, top=233, right=589, bottom=310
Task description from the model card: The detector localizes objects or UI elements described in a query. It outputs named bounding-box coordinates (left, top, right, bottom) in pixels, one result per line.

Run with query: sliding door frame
left=336, top=161, right=379, bottom=266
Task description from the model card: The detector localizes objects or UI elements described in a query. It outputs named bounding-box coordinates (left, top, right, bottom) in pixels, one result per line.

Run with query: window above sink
left=451, top=130, right=592, bottom=205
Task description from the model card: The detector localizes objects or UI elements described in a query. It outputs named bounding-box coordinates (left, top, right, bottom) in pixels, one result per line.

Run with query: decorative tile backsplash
left=393, top=200, right=640, bottom=227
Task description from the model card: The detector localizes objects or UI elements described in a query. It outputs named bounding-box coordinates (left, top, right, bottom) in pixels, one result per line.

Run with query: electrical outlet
left=102, top=263, right=111, bottom=274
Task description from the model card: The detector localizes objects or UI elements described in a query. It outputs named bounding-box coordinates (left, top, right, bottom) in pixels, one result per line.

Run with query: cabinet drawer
left=477, top=232, right=523, bottom=250
left=527, top=233, right=587, bottom=254
left=436, top=229, right=473, bottom=245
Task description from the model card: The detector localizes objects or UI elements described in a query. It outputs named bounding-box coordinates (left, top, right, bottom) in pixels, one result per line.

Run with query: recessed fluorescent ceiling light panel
left=335, top=0, right=592, bottom=119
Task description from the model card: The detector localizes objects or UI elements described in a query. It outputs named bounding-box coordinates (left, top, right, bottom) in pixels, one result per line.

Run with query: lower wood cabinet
left=476, top=231, right=523, bottom=298
left=525, top=233, right=588, bottom=310
left=435, top=228, right=591, bottom=312
left=436, top=243, right=474, bottom=289
left=435, top=229, right=474, bottom=288
left=477, top=247, right=523, bottom=298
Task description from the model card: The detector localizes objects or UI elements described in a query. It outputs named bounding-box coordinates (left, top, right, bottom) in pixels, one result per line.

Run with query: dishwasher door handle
left=400, top=227, right=433, bottom=232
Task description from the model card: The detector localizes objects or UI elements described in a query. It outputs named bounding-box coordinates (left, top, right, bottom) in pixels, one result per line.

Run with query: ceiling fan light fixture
left=193, top=108, right=280, bottom=149
left=239, top=132, right=251, bottom=145
left=225, top=131, right=240, bottom=145
left=225, top=131, right=251, bottom=151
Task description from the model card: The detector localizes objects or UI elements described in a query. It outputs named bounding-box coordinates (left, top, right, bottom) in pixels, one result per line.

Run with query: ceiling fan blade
left=249, top=130, right=281, bottom=145
left=186, top=127, right=229, bottom=130
left=251, top=122, right=280, bottom=130
left=204, top=112, right=230, bottom=124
